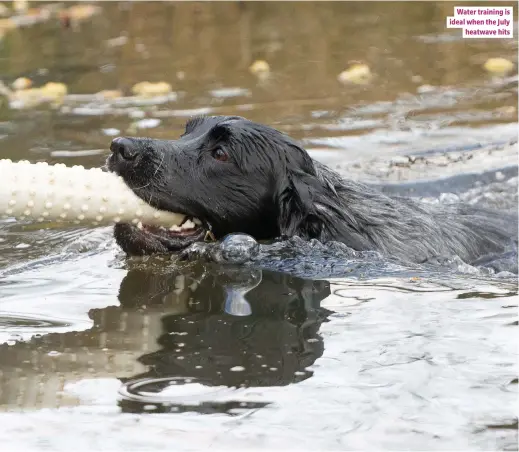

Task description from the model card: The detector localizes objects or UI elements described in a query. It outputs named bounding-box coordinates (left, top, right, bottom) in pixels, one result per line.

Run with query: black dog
left=107, top=115, right=517, bottom=265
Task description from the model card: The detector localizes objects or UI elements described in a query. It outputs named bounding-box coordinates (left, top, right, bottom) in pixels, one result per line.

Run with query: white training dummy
left=0, top=159, right=185, bottom=228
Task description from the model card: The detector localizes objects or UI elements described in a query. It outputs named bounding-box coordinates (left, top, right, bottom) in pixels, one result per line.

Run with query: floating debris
left=105, top=35, right=128, bottom=48
left=6, top=81, right=68, bottom=109
left=338, top=63, right=372, bottom=85
left=209, top=87, right=251, bottom=98
left=0, top=78, right=178, bottom=112
left=131, top=81, right=172, bottom=97
left=40, top=82, right=67, bottom=98
left=65, top=4, right=102, bottom=22
left=95, top=89, right=124, bottom=100
left=128, top=109, right=145, bottom=119
left=1, top=3, right=57, bottom=29
left=11, top=77, right=32, bottom=90
left=126, top=118, right=161, bottom=134
left=416, top=84, right=436, bottom=94
left=154, top=107, right=214, bottom=118
left=13, top=0, right=29, bottom=14
left=134, top=118, right=161, bottom=129
left=102, top=128, right=120, bottom=136
left=483, top=57, right=514, bottom=75
left=249, top=60, right=270, bottom=80
left=58, top=4, right=101, bottom=28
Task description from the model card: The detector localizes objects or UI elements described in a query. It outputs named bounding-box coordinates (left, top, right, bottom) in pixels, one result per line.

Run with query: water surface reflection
left=0, top=264, right=333, bottom=413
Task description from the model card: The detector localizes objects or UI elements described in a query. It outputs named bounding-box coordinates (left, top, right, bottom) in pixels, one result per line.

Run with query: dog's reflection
left=118, top=264, right=333, bottom=413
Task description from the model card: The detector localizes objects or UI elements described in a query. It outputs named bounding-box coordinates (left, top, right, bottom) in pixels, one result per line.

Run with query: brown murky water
left=0, top=2, right=517, bottom=450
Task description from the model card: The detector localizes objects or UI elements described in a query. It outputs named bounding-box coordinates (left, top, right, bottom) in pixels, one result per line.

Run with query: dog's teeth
left=193, top=218, right=202, bottom=226
left=169, top=225, right=181, bottom=232
left=137, top=221, right=143, bottom=230
left=181, top=219, right=195, bottom=229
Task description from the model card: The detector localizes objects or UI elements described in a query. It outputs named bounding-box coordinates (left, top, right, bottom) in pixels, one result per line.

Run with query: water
left=0, top=2, right=517, bottom=450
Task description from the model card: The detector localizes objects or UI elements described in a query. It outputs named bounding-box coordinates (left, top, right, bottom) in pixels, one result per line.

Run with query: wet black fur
left=108, top=115, right=517, bottom=264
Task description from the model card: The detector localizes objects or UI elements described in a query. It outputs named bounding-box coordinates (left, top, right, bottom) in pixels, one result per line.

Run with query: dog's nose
left=110, top=137, right=139, bottom=161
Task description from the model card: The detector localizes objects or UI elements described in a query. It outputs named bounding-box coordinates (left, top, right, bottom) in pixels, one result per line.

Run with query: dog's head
left=107, top=115, right=347, bottom=255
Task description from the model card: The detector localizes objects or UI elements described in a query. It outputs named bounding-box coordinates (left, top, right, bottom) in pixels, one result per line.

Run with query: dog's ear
left=276, top=170, right=325, bottom=239
left=274, top=144, right=333, bottom=240
left=273, top=143, right=372, bottom=249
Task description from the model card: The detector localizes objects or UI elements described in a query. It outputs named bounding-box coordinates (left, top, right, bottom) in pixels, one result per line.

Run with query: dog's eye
left=212, top=148, right=229, bottom=162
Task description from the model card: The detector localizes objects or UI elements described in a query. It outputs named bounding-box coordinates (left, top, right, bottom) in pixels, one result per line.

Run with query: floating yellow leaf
left=483, top=57, right=514, bottom=74
left=11, top=77, right=32, bottom=91
left=96, top=89, right=123, bottom=99
left=249, top=60, right=270, bottom=77
left=41, top=82, right=67, bottom=98
left=10, top=82, right=68, bottom=108
left=60, top=4, right=101, bottom=22
left=131, top=81, right=172, bottom=97
left=13, top=0, right=29, bottom=14
left=338, top=63, right=372, bottom=85
left=11, top=88, right=46, bottom=108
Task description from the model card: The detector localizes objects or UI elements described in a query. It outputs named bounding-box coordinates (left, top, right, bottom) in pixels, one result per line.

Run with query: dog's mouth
left=114, top=214, right=209, bottom=256
left=106, top=154, right=210, bottom=255
left=137, top=215, right=204, bottom=239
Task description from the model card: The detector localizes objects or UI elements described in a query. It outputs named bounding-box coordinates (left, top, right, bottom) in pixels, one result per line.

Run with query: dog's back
left=312, top=161, right=517, bottom=265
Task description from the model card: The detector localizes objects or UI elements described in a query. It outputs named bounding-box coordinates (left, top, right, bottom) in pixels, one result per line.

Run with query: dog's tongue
left=0, top=159, right=187, bottom=228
